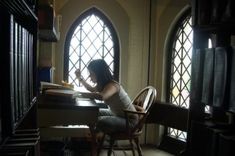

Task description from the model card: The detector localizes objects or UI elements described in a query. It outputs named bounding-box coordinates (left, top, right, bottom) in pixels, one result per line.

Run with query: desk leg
left=89, top=125, right=97, bottom=156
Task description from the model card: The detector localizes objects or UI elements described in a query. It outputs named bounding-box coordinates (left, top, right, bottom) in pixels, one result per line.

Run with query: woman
left=75, top=59, right=137, bottom=133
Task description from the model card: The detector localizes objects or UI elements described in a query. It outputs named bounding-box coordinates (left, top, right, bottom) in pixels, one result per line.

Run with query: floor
left=94, top=145, right=174, bottom=156
left=40, top=139, right=174, bottom=156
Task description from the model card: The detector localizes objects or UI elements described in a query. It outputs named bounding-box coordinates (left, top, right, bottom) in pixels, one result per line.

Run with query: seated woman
left=75, top=59, right=137, bottom=134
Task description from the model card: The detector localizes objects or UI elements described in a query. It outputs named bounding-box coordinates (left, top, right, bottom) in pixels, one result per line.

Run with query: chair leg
left=97, top=134, right=106, bottom=156
left=108, top=138, right=115, bottom=156
left=134, top=138, right=142, bottom=156
left=129, top=139, right=135, bottom=156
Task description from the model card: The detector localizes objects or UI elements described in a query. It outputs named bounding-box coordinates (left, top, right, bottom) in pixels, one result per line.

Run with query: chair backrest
left=132, top=86, right=157, bottom=112
left=130, top=86, right=157, bottom=133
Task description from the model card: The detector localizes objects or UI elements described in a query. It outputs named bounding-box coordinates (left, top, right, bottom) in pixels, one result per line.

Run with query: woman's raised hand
left=75, top=69, right=82, bottom=78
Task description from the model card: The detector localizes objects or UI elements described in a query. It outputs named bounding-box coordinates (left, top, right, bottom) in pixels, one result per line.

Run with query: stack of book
left=40, top=82, right=81, bottom=103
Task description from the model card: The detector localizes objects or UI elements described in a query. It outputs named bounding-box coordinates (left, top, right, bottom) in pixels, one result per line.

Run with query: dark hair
left=88, top=59, right=113, bottom=91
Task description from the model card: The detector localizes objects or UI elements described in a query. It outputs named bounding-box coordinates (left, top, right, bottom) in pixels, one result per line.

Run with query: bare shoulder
left=102, top=81, right=119, bottom=93
left=101, top=81, right=120, bottom=100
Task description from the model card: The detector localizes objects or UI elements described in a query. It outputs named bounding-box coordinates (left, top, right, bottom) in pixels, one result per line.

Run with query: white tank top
left=104, top=85, right=136, bottom=117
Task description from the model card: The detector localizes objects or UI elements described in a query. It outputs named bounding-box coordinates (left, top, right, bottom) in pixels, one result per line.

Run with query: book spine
left=18, top=24, right=23, bottom=118
left=25, top=29, right=29, bottom=108
left=213, top=47, right=227, bottom=108
left=29, top=34, right=34, bottom=103
left=197, top=0, right=211, bottom=25
left=10, top=15, right=15, bottom=124
left=22, top=27, right=27, bottom=112
left=229, top=46, right=235, bottom=113
left=14, top=21, right=19, bottom=121
left=201, top=48, right=214, bottom=106
left=191, top=48, right=205, bottom=102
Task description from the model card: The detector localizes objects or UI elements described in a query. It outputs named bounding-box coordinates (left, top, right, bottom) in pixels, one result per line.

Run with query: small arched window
left=64, top=7, right=119, bottom=90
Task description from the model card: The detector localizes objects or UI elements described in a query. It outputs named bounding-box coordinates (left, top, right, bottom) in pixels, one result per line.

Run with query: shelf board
left=39, top=28, right=60, bottom=42
left=0, top=0, right=37, bottom=21
left=193, top=24, right=235, bottom=34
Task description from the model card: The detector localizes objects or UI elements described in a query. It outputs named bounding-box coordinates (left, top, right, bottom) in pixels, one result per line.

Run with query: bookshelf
left=187, top=0, right=235, bottom=155
left=0, top=0, right=39, bottom=155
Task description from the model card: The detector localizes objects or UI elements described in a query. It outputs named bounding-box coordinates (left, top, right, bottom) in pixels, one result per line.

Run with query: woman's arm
left=75, top=69, right=119, bottom=100
left=81, top=82, right=119, bottom=101
left=78, top=78, right=96, bottom=92
left=79, top=92, right=103, bottom=100
left=75, top=69, right=96, bottom=92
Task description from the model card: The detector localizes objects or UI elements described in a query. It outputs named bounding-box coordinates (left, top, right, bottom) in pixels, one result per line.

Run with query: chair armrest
left=123, top=109, right=148, bottom=130
left=123, top=109, right=147, bottom=115
left=123, top=110, right=147, bottom=115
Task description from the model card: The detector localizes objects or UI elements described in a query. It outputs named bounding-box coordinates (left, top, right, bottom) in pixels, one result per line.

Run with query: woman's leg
left=98, top=108, right=113, bottom=116
left=96, top=116, right=126, bottom=133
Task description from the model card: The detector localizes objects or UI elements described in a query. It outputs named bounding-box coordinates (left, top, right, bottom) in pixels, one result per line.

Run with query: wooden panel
left=38, top=108, right=98, bottom=126
left=40, top=126, right=91, bottom=137
left=37, top=96, right=99, bottom=139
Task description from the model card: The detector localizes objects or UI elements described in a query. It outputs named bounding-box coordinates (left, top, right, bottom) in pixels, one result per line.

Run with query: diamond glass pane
left=169, top=128, right=187, bottom=141
left=67, top=13, right=115, bottom=90
left=168, top=15, right=193, bottom=141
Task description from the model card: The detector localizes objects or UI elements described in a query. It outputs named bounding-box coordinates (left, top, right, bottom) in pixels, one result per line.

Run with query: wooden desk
left=37, top=95, right=99, bottom=156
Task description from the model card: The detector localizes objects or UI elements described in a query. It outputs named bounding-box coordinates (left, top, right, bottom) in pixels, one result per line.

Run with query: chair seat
left=108, top=131, right=142, bottom=140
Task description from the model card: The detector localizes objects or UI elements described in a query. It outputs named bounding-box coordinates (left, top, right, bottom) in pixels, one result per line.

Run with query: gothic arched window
left=64, top=8, right=119, bottom=90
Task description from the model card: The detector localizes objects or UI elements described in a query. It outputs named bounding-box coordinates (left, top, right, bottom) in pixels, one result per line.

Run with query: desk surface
left=38, top=95, right=98, bottom=110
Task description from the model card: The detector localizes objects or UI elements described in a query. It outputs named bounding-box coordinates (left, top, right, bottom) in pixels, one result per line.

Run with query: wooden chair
left=98, top=86, right=157, bottom=156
